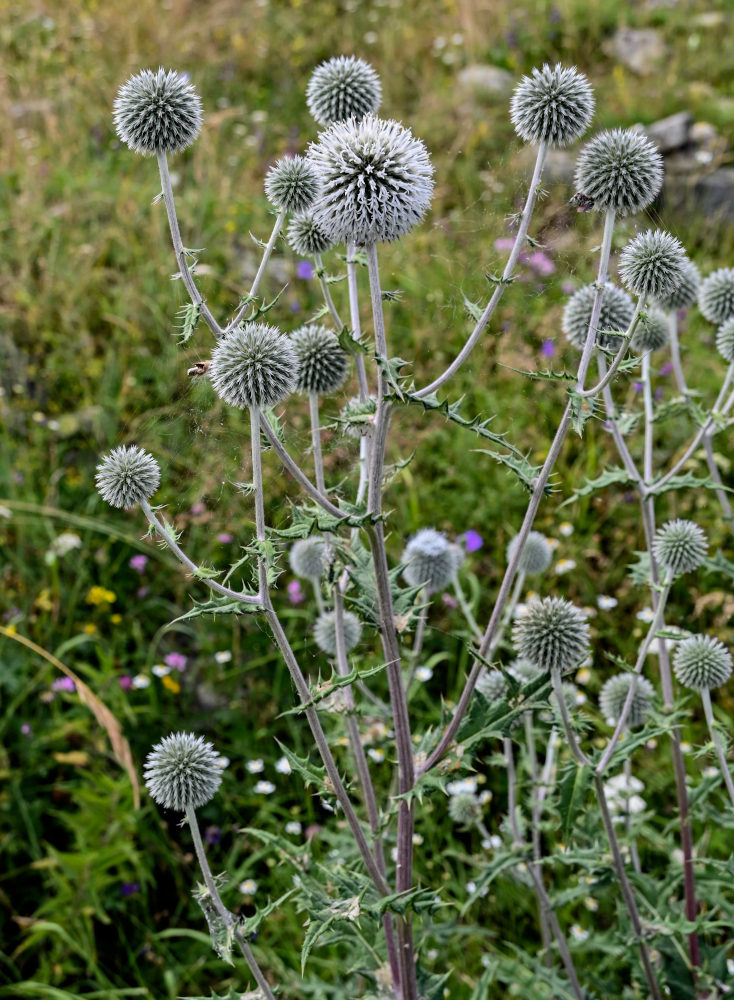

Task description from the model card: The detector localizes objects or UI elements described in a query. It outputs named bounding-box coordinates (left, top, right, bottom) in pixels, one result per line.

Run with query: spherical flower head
left=476, top=668, right=507, bottom=703
left=574, top=129, right=663, bottom=217
left=340, top=395, right=377, bottom=437
left=506, top=530, right=552, bottom=575
left=264, top=155, right=320, bottom=213
left=508, top=657, right=544, bottom=685
left=313, top=610, right=362, bottom=656
left=510, top=63, right=594, bottom=148
left=306, top=55, right=382, bottom=126
left=95, top=445, right=160, bottom=509
left=287, top=211, right=336, bottom=257
left=716, top=318, right=734, bottom=363
left=654, top=259, right=700, bottom=312
left=512, top=597, right=591, bottom=674
left=289, top=537, right=327, bottom=579
left=673, top=634, right=732, bottom=691
left=599, top=673, right=655, bottom=728
left=308, top=114, right=434, bottom=246
left=619, top=230, right=687, bottom=301
left=552, top=681, right=582, bottom=714
left=402, top=528, right=457, bottom=593
left=209, top=323, right=299, bottom=409
left=631, top=308, right=669, bottom=353
left=652, top=519, right=707, bottom=577
left=291, top=324, right=349, bottom=395
left=144, top=732, right=222, bottom=811
left=562, top=282, right=635, bottom=351
left=699, top=268, right=734, bottom=325
left=448, top=791, right=482, bottom=829
left=113, top=68, right=203, bottom=156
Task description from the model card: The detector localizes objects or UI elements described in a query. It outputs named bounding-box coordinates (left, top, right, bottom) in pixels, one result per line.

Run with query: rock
left=517, top=146, right=576, bottom=186
left=641, top=112, right=692, bottom=153
left=603, top=28, right=666, bottom=75
left=665, top=169, right=734, bottom=222
left=457, top=65, right=515, bottom=98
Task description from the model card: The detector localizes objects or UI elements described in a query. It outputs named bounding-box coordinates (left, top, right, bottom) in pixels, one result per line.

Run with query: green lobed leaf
left=558, top=761, right=591, bottom=843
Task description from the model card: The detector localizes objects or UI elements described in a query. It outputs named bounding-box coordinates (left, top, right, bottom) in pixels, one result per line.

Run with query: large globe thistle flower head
left=289, top=536, right=327, bottom=579
left=306, top=55, right=382, bottom=126
left=209, top=323, right=299, bottom=410
left=562, top=282, right=635, bottom=351
left=673, top=634, right=733, bottom=691
left=619, top=230, right=687, bottom=301
left=113, top=68, right=203, bottom=156
left=716, top=318, right=734, bottom=363
left=144, top=732, right=222, bottom=811
left=291, top=324, right=349, bottom=395
left=287, top=211, right=335, bottom=257
left=308, top=114, right=434, bottom=246
left=653, top=519, right=708, bottom=577
left=631, top=308, right=669, bottom=353
left=510, top=63, right=594, bottom=148
left=512, top=597, right=591, bottom=674
left=599, top=673, right=655, bottom=728
left=264, top=155, right=320, bottom=213
left=313, top=610, right=362, bottom=656
left=654, top=259, right=700, bottom=312
left=96, top=445, right=160, bottom=510
left=476, top=669, right=507, bottom=703
left=506, top=530, right=553, bottom=575
left=699, top=268, right=734, bottom=325
left=574, top=129, right=664, bottom=217
left=402, top=528, right=457, bottom=593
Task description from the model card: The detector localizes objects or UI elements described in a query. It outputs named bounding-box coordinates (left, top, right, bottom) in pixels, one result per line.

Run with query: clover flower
left=599, top=673, right=655, bottom=728
left=654, top=259, right=700, bottom=312
left=512, top=597, right=591, bottom=674
left=652, top=519, right=707, bottom=577
left=113, top=68, right=203, bottom=156
left=287, top=211, right=336, bottom=257
left=289, top=537, right=328, bottom=579
left=402, top=528, right=457, bottom=593
left=631, top=308, right=669, bottom=353
left=313, top=610, right=362, bottom=656
left=476, top=669, right=507, bottom=703
left=716, top=318, right=734, bottom=363
left=306, top=55, right=382, bottom=125
left=209, top=323, right=299, bottom=409
left=699, top=268, right=734, bottom=325
left=96, top=445, right=161, bottom=509
left=673, top=634, right=732, bottom=691
left=144, top=732, right=222, bottom=811
left=562, top=281, right=635, bottom=351
left=619, top=230, right=687, bottom=301
left=510, top=63, right=594, bottom=147
left=291, top=324, right=349, bottom=395
left=573, top=129, right=663, bottom=217
left=264, top=155, right=320, bottom=213
left=506, top=530, right=553, bottom=575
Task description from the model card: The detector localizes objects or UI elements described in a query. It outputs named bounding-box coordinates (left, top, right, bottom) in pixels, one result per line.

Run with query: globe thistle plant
left=144, top=732, right=223, bottom=811
left=308, top=114, right=434, bottom=245
left=95, top=445, right=161, bottom=509
left=652, top=519, right=708, bottom=577
left=476, top=669, right=507, bottom=703
left=448, top=791, right=482, bottom=829
left=630, top=308, right=669, bottom=353
left=512, top=597, right=591, bottom=675
left=698, top=267, right=734, bottom=325
left=264, top=155, right=320, bottom=214
left=562, top=282, right=635, bottom=351
left=506, top=530, right=553, bottom=575
left=289, top=537, right=327, bottom=579
left=313, top=610, right=362, bottom=656
left=291, top=325, right=349, bottom=395
left=402, top=529, right=457, bottom=593
left=654, top=259, right=700, bottom=312
left=599, top=673, right=655, bottom=728
left=619, top=230, right=687, bottom=301
left=339, top=395, right=377, bottom=437
left=306, top=55, right=382, bottom=126
left=508, top=657, right=545, bottom=685
left=573, top=129, right=664, bottom=217
left=287, top=211, right=335, bottom=257
left=510, top=63, right=594, bottom=148
left=715, top=318, right=734, bottom=363
left=209, top=323, right=299, bottom=410
left=113, top=67, right=203, bottom=156
left=673, top=634, right=732, bottom=691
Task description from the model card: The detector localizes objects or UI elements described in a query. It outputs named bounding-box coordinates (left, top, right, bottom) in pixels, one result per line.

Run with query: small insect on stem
left=188, top=360, right=212, bottom=377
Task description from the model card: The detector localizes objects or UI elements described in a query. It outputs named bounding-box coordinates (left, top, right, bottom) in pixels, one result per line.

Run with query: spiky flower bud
left=563, top=284, right=633, bottom=352
left=95, top=445, right=160, bottom=509
left=510, top=63, right=594, bottom=148
left=573, top=129, right=663, bottom=217
left=313, top=610, right=362, bottom=656
left=512, top=597, right=591, bottom=674
left=716, top=318, right=734, bottom=363
left=308, top=114, right=434, bottom=245
left=552, top=681, right=583, bottom=714
left=306, top=55, right=382, bottom=126
left=339, top=395, right=377, bottom=437
left=599, top=673, right=655, bottom=728
left=508, top=658, right=544, bottom=685
left=673, top=634, right=732, bottom=691
left=144, top=732, right=222, bottom=811
left=619, top=230, right=687, bottom=301
left=653, top=519, right=707, bottom=577
left=630, top=308, right=669, bottom=353
left=654, top=259, right=700, bottom=312
left=448, top=791, right=482, bottom=828
left=287, top=211, right=336, bottom=257
left=699, top=268, right=734, bottom=325
left=506, top=530, right=553, bottom=575
left=476, top=669, right=507, bottom=702
left=291, top=324, right=348, bottom=395
left=113, top=68, right=203, bottom=156
left=209, top=323, right=299, bottom=410
left=264, top=155, right=320, bottom=213
left=289, top=537, right=327, bottom=579
left=402, top=528, right=457, bottom=593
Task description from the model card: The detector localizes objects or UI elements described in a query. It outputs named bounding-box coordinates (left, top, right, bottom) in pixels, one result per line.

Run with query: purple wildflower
left=528, top=250, right=555, bottom=277
left=464, top=530, right=483, bottom=552
left=21, top=723, right=32, bottom=737
left=164, top=652, right=188, bottom=672
left=494, top=237, right=515, bottom=252
left=659, top=362, right=673, bottom=377
left=190, top=501, right=206, bottom=516
left=129, top=554, right=148, bottom=573
left=120, top=882, right=140, bottom=896
left=118, top=675, right=133, bottom=691
left=204, top=825, right=222, bottom=846
left=541, top=339, right=555, bottom=358
left=441, top=592, right=458, bottom=609
left=287, top=579, right=305, bottom=604
left=52, top=677, right=76, bottom=693
left=296, top=260, right=314, bottom=280
left=217, top=532, right=234, bottom=544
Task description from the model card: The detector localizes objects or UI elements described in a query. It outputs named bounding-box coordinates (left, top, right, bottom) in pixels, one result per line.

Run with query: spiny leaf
left=558, top=762, right=591, bottom=842
left=561, top=465, right=637, bottom=505
left=500, top=365, right=576, bottom=382
left=462, top=293, right=483, bottom=322
left=569, top=390, right=598, bottom=436
left=277, top=660, right=389, bottom=717
left=273, top=742, right=328, bottom=792
left=168, top=594, right=262, bottom=625
left=704, top=549, right=734, bottom=582
left=191, top=880, right=238, bottom=966
left=647, top=472, right=734, bottom=497
left=174, top=302, right=201, bottom=345
left=337, top=325, right=369, bottom=357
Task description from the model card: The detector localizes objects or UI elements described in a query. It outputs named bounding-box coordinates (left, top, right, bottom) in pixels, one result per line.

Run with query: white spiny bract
left=562, top=282, right=635, bottom=351
left=631, top=308, right=669, bottom=353
left=673, top=634, right=732, bottom=691
left=291, top=324, right=349, bottom=395
left=95, top=445, right=160, bottom=509
left=476, top=669, right=507, bottom=703
left=306, top=55, right=382, bottom=126
left=699, top=267, right=734, bottom=325
left=287, top=211, right=335, bottom=257
left=512, top=597, right=591, bottom=675
left=340, top=395, right=377, bottom=437
left=144, top=732, right=222, bottom=811
left=289, top=537, right=327, bottom=579
left=264, top=155, right=320, bottom=213
left=653, top=519, right=708, bottom=577
left=308, top=114, right=434, bottom=245
left=619, top=230, right=687, bottom=300
left=510, top=63, right=594, bottom=148
left=113, top=68, right=203, bottom=156
left=448, top=791, right=482, bottom=828
left=716, top=318, right=734, bottom=363
left=654, top=259, right=700, bottom=311
left=573, top=128, right=663, bottom=217
left=506, top=530, right=552, bottom=575
left=402, top=528, right=457, bottom=593
left=313, top=610, right=362, bottom=656
left=599, top=673, right=655, bottom=728
left=209, top=323, right=299, bottom=410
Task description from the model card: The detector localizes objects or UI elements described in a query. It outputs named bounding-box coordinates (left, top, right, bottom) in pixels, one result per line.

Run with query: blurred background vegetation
left=2, top=0, right=734, bottom=996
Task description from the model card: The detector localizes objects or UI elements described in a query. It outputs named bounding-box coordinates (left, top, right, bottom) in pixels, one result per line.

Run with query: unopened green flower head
left=313, top=610, right=362, bottom=656
left=144, top=732, right=222, bottom=811
left=510, top=63, right=594, bottom=147
left=573, top=128, right=663, bottom=217
left=508, top=657, right=544, bottom=685
left=512, top=597, right=591, bottom=674
left=631, top=308, right=669, bottom=353
left=209, top=323, right=299, bottom=409
left=291, top=324, right=349, bottom=395
left=698, top=267, right=734, bottom=325
left=402, top=528, right=457, bottom=593
left=95, top=445, right=160, bottom=509
left=340, top=395, right=377, bottom=437
left=265, top=155, right=320, bottom=213
left=673, top=634, right=732, bottom=691
left=654, top=259, right=700, bottom=312
left=287, top=211, right=335, bottom=257
left=448, top=791, right=482, bottom=829
left=306, top=55, right=382, bottom=126
left=113, top=67, right=203, bottom=156
left=562, top=282, right=635, bottom=351
left=476, top=668, right=507, bottom=703
left=619, top=230, right=687, bottom=300
left=506, top=530, right=552, bottom=575
left=289, top=537, right=327, bottom=579
left=716, top=318, right=734, bottom=363
left=653, top=519, right=708, bottom=577
left=599, top=673, right=655, bottom=728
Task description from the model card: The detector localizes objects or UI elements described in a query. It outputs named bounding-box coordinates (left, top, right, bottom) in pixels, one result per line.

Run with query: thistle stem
left=347, top=242, right=370, bottom=401
left=314, top=252, right=345, bottom=330
left=576, top=299, right=644, bottom=399
left=700, top=688, right=734, bottom=808
left=452, top=575, right=484, bottom=643
left=259, top=412, right=343, bottom=518
left=309, top=393, right=326, bottom=495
